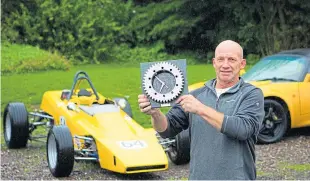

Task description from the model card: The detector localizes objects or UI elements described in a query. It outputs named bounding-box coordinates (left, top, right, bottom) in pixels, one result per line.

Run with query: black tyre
left=3, top=102, right=29, bottom=148
left=258, top=99, right=289, bottom=144
left=167, top=129, right=190, bottom=165
left=113, top=97, right=133, bottom=118
left=47, top=125, right=74, bottom=177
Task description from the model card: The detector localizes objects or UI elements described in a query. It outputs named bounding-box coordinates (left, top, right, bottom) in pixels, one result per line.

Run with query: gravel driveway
left=1, top=127, right=310, bottom=180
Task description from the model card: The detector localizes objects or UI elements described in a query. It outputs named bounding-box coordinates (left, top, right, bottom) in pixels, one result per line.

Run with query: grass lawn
left=1, top=43, right=49, bottom=67
left=1, top=64, right=215, bottom=128
left=1, top=42, right=70, bottom=74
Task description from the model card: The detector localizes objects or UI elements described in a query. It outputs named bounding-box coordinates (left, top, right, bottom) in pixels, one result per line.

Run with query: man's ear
left=241, top=59, right=246, bottom=69
left=212, top=58, right=216, bottom=68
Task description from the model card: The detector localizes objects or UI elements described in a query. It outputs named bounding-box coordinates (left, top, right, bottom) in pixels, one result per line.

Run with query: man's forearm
left=151, top=110, right=168, bottom=132
left=197, top=105, right=224, bottom=131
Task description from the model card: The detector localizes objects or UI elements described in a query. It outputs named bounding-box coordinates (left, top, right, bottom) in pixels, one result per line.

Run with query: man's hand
left=176, top=95, right=204, bottom=114
left=138, top=94, right=159, bottom=115
left=177, top=95, right=224, bottom=131
left=138, top=94, right=167, bottom=132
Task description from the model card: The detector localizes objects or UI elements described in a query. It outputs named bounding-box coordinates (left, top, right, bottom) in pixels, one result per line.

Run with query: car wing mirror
left=240, top=69, right=246, bottom=76
left=117, top=99, right=127, bottom=109
left=304, top=74, right=310, bottom=83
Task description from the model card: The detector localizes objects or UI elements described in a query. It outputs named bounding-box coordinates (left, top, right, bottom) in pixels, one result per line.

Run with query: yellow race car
left=189, top=48, right=310, bottom=144
left=3, top=71, right=169, bottom=177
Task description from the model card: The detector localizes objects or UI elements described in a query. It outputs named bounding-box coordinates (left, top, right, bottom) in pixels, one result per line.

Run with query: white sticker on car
left=124, top=115, right=132, bottom=121
left=57, top=102, right=65, bottom=107
left=60, top=116, right=66, bottom=125
left=118, top=140, right=147, bottom=149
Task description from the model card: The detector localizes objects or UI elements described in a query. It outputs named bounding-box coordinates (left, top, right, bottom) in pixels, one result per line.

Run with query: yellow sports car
left=3, top=71, right=169, bottom=177
left=189, top=48, right=310, bottom=144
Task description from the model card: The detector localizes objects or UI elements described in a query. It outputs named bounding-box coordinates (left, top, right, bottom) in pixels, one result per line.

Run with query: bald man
left=138, top=40, right=264, bottom=180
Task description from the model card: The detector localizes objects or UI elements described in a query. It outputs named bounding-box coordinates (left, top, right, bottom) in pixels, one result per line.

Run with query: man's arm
left=219, top=89, right=264, bottom=140
left=176, top=95, right=224, bottom=131
left=178, top=88, right=264, bottom=141
left=138, top=94, right=189, bottom=138
left=196, top=106, right=224, bottom=131
left=150, top=109, right=168, bottom=132
left=138, top=94, right=168, bottom=132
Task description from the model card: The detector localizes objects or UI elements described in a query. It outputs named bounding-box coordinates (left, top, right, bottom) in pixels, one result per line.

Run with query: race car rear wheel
left=3, top=102, right=29, bottom=148
left=47, top=125, right=74, bottom=177
left=167, top=129, right=190, bottom=165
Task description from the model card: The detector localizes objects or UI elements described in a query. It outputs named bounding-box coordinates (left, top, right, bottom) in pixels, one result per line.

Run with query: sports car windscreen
left=242, top=55, right=307, bottom=82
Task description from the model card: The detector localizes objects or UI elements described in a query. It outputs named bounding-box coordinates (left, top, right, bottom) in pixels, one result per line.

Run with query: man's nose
left=221, top=60, right=231, bottom=67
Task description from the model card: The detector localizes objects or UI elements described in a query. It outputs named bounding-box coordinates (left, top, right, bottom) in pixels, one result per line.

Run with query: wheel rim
left=5, top=114, right=12, bottom=141
left=168, top=142, right=178, bottom=160
left=48, top=134, right=57, bottom=169
left=259, top=102, right=285, bottom=141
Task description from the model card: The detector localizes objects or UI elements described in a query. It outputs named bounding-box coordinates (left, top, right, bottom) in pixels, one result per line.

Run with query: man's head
left=212, top=40, right=246, bottom=88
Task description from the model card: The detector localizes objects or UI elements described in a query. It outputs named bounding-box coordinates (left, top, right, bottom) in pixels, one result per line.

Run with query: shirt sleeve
left=220, top=88, right=264, bottom=141
left=157, top=103, right=190, bottom=138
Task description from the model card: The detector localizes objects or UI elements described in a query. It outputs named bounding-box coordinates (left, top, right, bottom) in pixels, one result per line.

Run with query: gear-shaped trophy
left=140, top=59, right=188, bottom=108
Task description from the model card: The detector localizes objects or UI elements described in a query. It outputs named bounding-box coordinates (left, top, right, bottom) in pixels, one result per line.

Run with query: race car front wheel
left=47, top=125, right=74, bottom=177
left=3, top=102, right=29, bottom=148
left=167, top=129, right=190, bottom=165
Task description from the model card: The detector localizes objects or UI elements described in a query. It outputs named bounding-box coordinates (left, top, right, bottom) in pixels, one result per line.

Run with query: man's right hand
left=138, top=94, right=168, bottom=132
left=138, top=94, right=159, bottom=115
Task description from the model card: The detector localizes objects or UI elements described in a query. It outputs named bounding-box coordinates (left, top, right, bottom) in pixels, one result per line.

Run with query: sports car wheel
left=168, top=129, right=190, bottom=165
left=3, top=102, right=29, bottom=148
left=258, top=99, right=289, bottom=144
left=47, top=125, right=74, bottom=177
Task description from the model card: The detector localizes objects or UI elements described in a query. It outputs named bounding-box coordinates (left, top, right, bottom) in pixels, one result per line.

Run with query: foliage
left=246, top=54, right=261, bottom=65
left=108, top=42, right=168, bottom=64
left=127, top=0, right=202, bottom=51
left=2, top=0, right=310, bottom=63
left=3, top=0, right=133, bottom=64
left=128, top=0, right=310, bottom=56
left=108, top=42, right=204, bottom=65
left=1, top=42, right=71, bottom=74
left=232, top=0, right=310, bottom=56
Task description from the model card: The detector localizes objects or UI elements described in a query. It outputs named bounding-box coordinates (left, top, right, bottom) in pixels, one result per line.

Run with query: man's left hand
left=176, top=95, right=204, bottom=114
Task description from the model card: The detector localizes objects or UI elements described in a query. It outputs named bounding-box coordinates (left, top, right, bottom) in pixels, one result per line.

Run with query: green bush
left=246, top=54, right=261, bottom=65
left=108, top=42, right=204, bottom=65
left=3, top=0, right=133, bottom=64
left=108, top=42, right=168, bottom=64
left=168, top=51, right=208, bottom=65
left=1, top=42, right=71, bottom=74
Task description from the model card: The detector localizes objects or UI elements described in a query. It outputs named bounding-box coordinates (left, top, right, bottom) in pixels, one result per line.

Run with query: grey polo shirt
left=159, top=78, right=264, bottom=180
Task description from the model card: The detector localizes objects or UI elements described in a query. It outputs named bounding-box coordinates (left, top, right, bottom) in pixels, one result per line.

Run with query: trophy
left=140, top=59, right=188, bottom=108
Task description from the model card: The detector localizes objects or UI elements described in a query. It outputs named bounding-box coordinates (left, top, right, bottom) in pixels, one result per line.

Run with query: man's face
left=212, top=52, right=246, bottom=84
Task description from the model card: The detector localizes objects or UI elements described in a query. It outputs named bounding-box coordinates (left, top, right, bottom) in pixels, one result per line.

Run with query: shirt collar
left=206, top=77, right=244, bottom=94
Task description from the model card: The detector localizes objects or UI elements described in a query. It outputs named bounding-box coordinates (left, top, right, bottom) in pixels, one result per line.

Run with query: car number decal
left=118, top=140, right=147, bottom=149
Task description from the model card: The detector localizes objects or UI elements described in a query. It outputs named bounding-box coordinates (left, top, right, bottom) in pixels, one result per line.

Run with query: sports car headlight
left=118, top=99, right=127, bottom=109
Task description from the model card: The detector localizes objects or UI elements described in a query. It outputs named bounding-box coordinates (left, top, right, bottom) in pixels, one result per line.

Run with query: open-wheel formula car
left=3, top=71, right=189, bottom=177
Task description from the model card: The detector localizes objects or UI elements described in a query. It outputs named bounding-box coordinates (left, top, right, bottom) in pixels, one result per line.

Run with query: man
left=138, top=40, right=264, bottom=180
